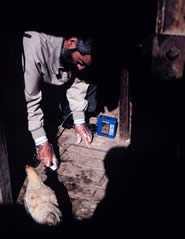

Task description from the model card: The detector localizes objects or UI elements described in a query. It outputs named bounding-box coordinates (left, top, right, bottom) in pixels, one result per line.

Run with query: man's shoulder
left=23, top=31, right=63, bottom=47
left=23, top=31, right=41, bottom=54
left=22, top=31, right=48, bottom=63
left=23, top=31, right=41, bottom=42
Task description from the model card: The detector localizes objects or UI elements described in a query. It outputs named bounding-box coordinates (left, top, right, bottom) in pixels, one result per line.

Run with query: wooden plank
left=57, top=139, right=108, bottom=220
left=119, top=69, right=132, bottom=146
left=58, top=127, right=120, bottom=156
left=156, top=0, right=185, bottom=36
left=0, top=122, right=13, bottom=204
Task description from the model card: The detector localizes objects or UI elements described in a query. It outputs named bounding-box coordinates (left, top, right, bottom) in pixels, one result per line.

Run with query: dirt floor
left=17, top=118, right=127, bottom=221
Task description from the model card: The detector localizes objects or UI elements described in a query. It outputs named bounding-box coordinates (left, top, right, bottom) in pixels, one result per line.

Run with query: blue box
left=96, top=115, right=118, bottom=138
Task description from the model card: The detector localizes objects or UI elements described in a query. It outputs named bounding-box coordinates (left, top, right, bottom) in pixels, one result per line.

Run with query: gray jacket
left=22, top=31, right=89, bottom=142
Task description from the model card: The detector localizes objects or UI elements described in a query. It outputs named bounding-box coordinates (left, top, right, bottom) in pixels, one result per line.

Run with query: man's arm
left=66, top=77, right=89, bottom=124
left=66, top=78, right=92, bottom=145
left=23, top=33, right=47, bottom=145
left=23, top=33, right=57, bottom=168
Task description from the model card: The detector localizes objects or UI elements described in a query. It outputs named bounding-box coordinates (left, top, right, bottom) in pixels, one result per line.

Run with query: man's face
left=61, top=37, right=92, bottom=71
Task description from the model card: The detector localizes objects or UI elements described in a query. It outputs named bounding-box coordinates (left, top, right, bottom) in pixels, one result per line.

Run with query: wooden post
left=118, top=69, right=132, bottom=146
left=0, top=122, right=13, bottom=204
left=156, top=0, right=185, bottom=36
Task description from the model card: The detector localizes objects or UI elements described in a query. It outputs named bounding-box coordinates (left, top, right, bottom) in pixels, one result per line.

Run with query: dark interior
left=0, top=1, right=184, bottom=235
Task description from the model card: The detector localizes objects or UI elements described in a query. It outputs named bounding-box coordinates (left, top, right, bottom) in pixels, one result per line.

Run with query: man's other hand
left=36, top=142, right=54, bottom=167
left=75, top=123, right=93, bottom=145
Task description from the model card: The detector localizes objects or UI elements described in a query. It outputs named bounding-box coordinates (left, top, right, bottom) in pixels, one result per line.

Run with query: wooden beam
left=156, top=0, right=185, bottom=36
left=119, top=69, right=132, bottom=146
left=0, top=122, right=13, bottom=204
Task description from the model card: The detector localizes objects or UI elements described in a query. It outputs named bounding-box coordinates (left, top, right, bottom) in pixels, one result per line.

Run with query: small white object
left=49, top=154, right=58, bottom=171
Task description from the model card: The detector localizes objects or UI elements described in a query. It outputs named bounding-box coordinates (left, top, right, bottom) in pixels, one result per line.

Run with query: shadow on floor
left=0, top=146, right=184, bottom=236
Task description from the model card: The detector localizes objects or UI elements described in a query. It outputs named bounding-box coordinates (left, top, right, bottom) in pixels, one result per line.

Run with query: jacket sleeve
left=22, top=32, right=47, bottom=143
left=66, top=78, right=89, bottom=125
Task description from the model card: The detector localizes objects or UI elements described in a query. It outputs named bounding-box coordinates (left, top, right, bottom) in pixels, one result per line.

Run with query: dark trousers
left=41, top=82, right=97, bottom=150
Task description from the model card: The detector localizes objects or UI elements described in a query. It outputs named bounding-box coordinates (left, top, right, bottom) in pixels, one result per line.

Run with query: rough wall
left=156, top=0, right=185, bottom=35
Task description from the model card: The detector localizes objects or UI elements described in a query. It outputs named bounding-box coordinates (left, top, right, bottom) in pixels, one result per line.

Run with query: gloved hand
left=74, top=123, right=93, bottom=145
left=36, top=142, right=58, bottom=170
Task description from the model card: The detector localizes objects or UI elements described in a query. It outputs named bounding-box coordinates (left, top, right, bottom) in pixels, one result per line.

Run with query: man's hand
left=75, top=123, right=93, bottom=145
left=36, top=142, right=54, bottom=168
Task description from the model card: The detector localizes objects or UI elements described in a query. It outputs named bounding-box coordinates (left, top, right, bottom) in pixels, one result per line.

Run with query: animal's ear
left=25, top=165, right=33, bottom=174
left=25, top=165, right=30, bottom=170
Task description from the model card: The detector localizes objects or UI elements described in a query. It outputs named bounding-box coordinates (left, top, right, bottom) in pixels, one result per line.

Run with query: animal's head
left=25, top=165, right=42, bottom=186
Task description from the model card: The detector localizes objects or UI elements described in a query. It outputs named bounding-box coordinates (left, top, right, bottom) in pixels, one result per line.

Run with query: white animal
left=24, top=165, right=62, bottom=226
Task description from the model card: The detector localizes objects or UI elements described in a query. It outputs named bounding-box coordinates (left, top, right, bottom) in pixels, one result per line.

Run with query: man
left=22, top=31, right=95, bottom=169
